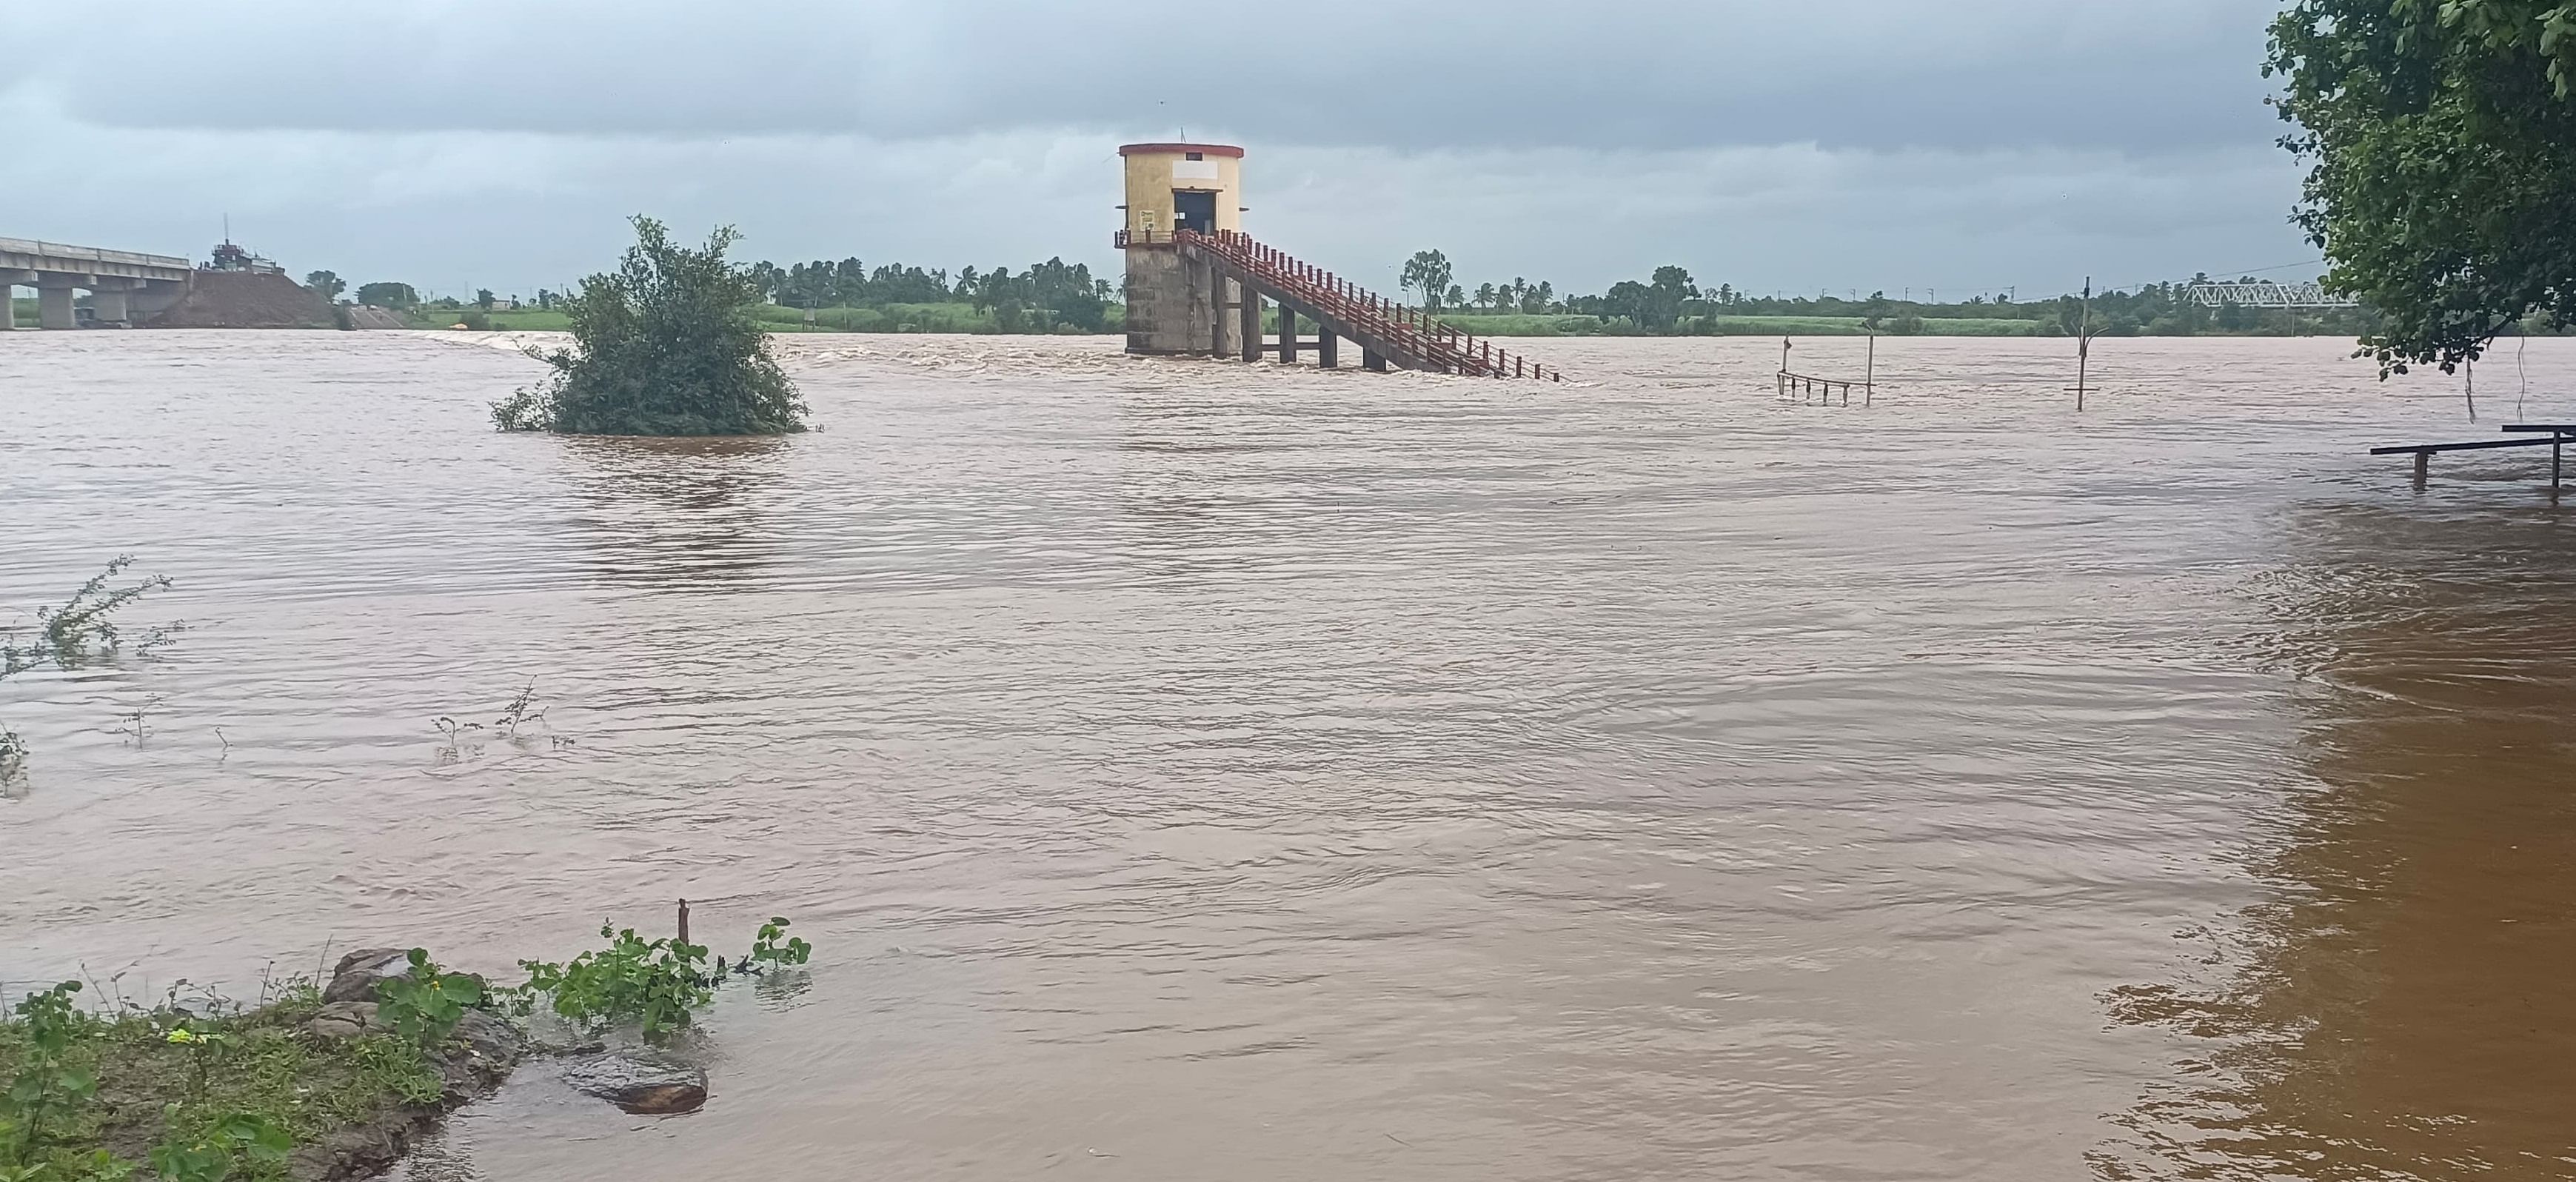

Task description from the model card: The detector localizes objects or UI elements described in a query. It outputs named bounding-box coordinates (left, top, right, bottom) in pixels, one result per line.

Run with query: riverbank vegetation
left=0, top=978, right=439, bottom=1182
left=0, top=917, right=813, bottom=1181
left=2269, top=0, right=2576, bottom=373
left=490, top=217, right=809, bottom=436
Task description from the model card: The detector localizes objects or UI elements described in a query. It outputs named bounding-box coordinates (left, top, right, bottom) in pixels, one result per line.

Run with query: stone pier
left=37, top=278, right=78, bottom=330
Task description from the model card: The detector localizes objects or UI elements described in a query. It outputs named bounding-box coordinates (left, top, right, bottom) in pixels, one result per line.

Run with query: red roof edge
left=1117, top=142, right=1246, bottom=158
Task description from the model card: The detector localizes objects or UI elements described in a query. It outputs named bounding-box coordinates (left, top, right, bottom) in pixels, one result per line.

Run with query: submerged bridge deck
left=1120, top=228, right=1561, bottom=381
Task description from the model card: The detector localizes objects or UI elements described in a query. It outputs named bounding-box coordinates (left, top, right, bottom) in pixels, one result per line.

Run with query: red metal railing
left=1117, top=227, right=1562, bottom=381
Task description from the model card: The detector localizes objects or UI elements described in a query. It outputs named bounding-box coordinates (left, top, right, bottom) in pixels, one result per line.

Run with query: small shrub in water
left=746, top=917, right=812, bottom=972
left=511, top=916, right=815, bottom=1039
left=1, top=558, right=178, bottom=779
left=375, top=949, right=484, bottom=1048
left=492, top=216, right=808, bottom=436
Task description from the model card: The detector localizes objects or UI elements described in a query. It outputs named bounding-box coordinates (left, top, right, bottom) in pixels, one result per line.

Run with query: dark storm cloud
left=1, top=1, right=2280, bottom=152
left=0, top=1, right=2312, bottom=298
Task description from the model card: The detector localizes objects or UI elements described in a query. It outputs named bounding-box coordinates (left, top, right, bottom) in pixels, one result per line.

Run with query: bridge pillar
left=1318, top=330, right=1339, bottom=370
left=89, top=279, right=133, bottom=326
left=1238, top=288, right=1262, bottom=362
left=1278, top=306, right=1297, bottom=364
left=1187, top=256, right=1214, bottom=355
left=36, top=276, right=81, bottom=330
left=1211, top=274, right=1242, bottom=358
left=0, top=269, right=34, bottom=330
left=1362, top=348, right=1388, bottom=373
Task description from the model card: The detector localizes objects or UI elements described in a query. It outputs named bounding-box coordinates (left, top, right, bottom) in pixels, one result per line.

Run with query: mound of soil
left=147, top=271, right=336, bottom=329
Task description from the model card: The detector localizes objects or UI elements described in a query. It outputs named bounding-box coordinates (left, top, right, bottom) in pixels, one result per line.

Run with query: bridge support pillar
left=0, top=269, right=33, bottom=330
left=1362, top=348, right=1388, bottom=373
left=1212, top=276, right=1243, bottom=358
left=36, top=277, right=81, bottom=330
left=1278, top=306, right=1297, bottom=364
left=1238, top=288, right=1262, bottom=362
left=90, top=280, right=132, bottom=326
left=1318, top=330, right=1339, bottom=370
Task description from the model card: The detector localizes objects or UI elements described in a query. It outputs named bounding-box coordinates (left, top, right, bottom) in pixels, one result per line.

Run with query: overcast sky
left=0, top=1, right=2310, bottom=301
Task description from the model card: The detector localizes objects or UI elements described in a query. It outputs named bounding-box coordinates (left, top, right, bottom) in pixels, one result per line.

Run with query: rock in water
left=559, top=1053, right=710, bottom=1115
left=449, top=1009, right=524, bottom=1073
left=324, top=948, right=413, bottom=1004
left=306, top=1001, right=384, bottom=1041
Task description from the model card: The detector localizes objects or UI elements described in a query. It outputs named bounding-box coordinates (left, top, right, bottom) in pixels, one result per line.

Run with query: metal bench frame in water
left=2371, top=424, right=2576, bottom=488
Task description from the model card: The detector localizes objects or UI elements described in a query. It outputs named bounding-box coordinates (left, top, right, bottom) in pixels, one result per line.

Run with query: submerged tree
left=492, top=217, right=809, bottom=436
left=2270, top=0, right=2576, bottom=373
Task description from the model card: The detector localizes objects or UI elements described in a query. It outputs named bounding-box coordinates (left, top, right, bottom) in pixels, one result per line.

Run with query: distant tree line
left=347, top=253, right=1114, bottom=335
left=744, top=256, right=1114, bottom=332
left=1399, top=248, right=2415, bottom=337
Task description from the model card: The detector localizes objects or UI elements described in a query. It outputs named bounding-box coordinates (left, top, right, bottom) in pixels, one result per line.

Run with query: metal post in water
left=2076, top=276, right=2092, bottom=413
left=1865, top=333, right=1875, bottom=407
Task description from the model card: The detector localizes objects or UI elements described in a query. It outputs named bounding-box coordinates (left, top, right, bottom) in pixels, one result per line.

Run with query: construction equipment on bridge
left=1115, top=142, right=1560, bottom=381
left=207, top=238, right=284, bottom=276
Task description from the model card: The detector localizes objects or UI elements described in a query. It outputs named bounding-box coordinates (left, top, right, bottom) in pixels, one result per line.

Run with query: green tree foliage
left=1400, top=250, right=1455, bottom=311
left=957, top=257, right=1110, bottom=331
left=1643, top=265, right=1699, bottom=330
left=354, top=281, right=417, bottom=310
left=304, top=271, right=346, bottom=301
left=2270, top=0, right=2576, bottom=373
left=475, top=289, right=496, bottom=311
left=491, top=217, right=809, bottom=437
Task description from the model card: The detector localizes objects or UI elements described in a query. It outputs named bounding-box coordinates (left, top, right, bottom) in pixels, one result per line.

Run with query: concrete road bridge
left=1, top=238, right=194, bottom=329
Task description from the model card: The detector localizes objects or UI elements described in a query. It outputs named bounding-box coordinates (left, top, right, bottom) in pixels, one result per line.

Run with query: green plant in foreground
left=159, top=1029, right=228, bottom=1104
left=3, top=984, right=98, bottom=1166
left=375, top=951, right=483, bottom=1048
left=147, top=1113, right=290, bottom=1182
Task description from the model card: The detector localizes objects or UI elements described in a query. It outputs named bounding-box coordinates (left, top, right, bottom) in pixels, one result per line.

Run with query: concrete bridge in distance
left=1, top=237, right=194, bottom=329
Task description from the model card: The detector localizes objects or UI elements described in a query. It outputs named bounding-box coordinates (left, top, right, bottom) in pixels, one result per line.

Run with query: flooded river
left=4, top=330, right=2573, bottom=1180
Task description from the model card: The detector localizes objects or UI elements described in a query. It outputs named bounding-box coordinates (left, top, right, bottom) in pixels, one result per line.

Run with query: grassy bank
left=0, top=977, right=469, bottom=1181
left=1428, top=312, right=2047, bottom=338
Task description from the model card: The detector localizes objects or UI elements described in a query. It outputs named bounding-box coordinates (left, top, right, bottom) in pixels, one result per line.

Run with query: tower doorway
left=1172, top=190, right=1217, bottom=235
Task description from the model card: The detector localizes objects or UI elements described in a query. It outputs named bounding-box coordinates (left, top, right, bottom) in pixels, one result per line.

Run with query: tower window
left=1185, top=152, right=1203, bottom=161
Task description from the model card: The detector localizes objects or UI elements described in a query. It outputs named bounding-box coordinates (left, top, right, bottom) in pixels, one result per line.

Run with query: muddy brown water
left=4, top=330, right=2574, bottom=1180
